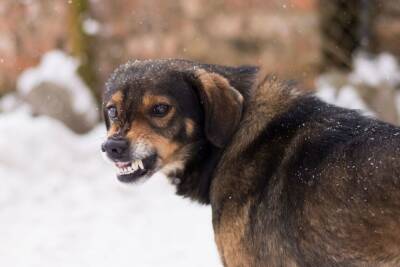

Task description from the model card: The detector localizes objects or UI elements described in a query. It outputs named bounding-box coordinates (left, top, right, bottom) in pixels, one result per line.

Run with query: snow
left=349, top=52, right=400, bottom=87
left=316, top=79, right=374, bottom=116
left=83, top=18, right=101, bottom=35
left=17, top=50, right=99, bottom=125
left=0, top=111, right=221, bottom=267
left=0, top=93, right=28, bottom=113
left=316, top=52, right=400, bottom=116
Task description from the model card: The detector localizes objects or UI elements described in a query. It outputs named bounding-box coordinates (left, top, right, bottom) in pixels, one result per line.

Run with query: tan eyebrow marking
left=142, top=93, right=172, bottom=108
left=107, top=91, right=124, bottom=108
left=141, top=93, right=175, bottom=126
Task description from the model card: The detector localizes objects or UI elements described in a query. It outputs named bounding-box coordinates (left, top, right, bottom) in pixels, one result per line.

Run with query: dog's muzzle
left=102, top=137, right=157, bottom=182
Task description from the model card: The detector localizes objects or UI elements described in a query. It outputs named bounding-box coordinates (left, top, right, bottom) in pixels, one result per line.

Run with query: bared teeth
left=131, top=161, right=138, bottom=170
left=116, top=159, right=145, bottom=176
left=131, top=160, right=144, bottom=170
left=138, top=160, right=144, bottom=169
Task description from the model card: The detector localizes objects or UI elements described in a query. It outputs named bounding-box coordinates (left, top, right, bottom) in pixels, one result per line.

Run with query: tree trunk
left=67, top=0, right=101, bottom=105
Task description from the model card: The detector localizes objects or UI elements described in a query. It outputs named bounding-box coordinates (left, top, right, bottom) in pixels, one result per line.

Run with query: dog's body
left=210, top=77, right=400, bottom=267
left=102, top=59, right=400, bottom=267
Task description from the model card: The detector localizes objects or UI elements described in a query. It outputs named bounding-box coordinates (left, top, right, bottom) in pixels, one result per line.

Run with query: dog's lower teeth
left=117, top=166, right=136, bottom=175
left=116, top=159, right=146, bottom=176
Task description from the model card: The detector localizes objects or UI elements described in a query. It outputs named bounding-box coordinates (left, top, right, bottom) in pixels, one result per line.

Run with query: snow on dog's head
left=101, top=59, right=257, bottom=198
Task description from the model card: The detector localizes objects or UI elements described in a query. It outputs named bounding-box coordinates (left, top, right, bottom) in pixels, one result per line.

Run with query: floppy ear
left=189, top=69, right=244, bottom=148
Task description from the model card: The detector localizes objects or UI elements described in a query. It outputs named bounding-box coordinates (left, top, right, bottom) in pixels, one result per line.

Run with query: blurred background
left=0, top=0, right=399, bottom=266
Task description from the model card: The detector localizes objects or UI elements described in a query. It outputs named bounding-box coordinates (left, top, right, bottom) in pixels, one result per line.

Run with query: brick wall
left=0, top=0, right=321, bottom=95
left=0, top=1, right=68, bottom=93
left=2, top=0, right=399, bottom=97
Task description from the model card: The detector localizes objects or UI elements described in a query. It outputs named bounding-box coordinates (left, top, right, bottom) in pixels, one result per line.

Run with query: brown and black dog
left=101, top=59, right=400, bottom=267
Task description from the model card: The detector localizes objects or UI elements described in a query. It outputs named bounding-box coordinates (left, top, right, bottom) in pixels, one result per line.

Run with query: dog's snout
left=102, top=138, right=129, bottom=159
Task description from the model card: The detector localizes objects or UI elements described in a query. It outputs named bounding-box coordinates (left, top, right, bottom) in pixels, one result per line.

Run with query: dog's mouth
left=114, top=154, right=157, bottom=183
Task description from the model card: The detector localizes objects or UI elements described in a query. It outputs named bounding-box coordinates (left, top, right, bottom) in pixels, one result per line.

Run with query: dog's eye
left=151, top=104, right=170, bottom=117
left=107, top=106, right=118, bottom=120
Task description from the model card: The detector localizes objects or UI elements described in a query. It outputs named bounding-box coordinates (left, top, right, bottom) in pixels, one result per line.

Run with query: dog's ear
left=187, top=68, right=244, bottom=148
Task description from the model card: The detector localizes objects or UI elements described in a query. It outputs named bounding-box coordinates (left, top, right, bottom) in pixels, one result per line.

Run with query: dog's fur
left=103, top=59, right=400, bottom=267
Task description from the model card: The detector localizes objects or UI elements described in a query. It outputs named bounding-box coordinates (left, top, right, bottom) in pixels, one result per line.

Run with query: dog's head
left=102, top=59, right=258, bottom=184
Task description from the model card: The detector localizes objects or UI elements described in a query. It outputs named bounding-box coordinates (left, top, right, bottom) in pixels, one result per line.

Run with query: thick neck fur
left=175, top=75, right=307, bottom=204
left=175, top=140, right=223, bottom=204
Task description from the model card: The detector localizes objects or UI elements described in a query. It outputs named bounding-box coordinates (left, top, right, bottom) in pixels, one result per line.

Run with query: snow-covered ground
left=0, top=111, right=221, bottom=267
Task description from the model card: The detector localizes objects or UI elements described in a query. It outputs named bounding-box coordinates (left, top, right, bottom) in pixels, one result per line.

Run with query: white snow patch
left=0, top=93, right=29, bottom=113
left=315, top=78, right=337, bottom=103
left=83, top=17, right=101, bottom=35
left=350, top=52, right=400, bottom=87
left=335, top=85, right=371, bottom=112
left=0, top=111, right=221, bottom=267
left=17, top=50, right=98, bottom=124
left=316, top=77, right=374, bottom=116
left=316, top=52, right=400, bottom=116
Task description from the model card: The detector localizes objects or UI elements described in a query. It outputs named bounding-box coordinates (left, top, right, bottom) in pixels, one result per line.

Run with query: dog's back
left=211, top=78, right=400, bottom=267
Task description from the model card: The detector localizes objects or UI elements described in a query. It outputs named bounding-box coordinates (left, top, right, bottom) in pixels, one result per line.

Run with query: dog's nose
left=102, top=138, right=129, bottom=159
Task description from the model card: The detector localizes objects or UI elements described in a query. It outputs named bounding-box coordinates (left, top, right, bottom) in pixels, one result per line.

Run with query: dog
left=101, top=59, right=400, bottom=267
